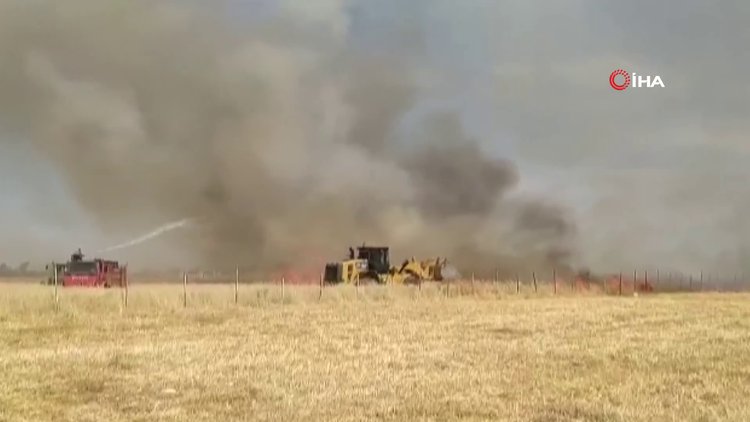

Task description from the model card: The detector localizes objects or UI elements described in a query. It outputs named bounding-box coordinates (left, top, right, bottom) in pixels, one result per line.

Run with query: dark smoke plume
left=400, top=112, right=519, bottom=219
left=0, top=0, right=578, bottom=276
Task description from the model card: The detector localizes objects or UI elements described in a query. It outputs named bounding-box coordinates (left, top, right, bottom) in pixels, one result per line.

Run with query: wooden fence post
left=494, top=269, right=499, bottom=296
left=319, top=273, right=323, bottom=301
left=645, top=270, right=649, bottom=292
left=553, top=269, right=557, bottom=295
left=515, top=274, right=520, bottom=294
left=183, top=272, right=188, bottom=308
left=234, top=267, right=239, bottom=305
left=618, top=271, right=623, bottom=296
left=53, top=261, right=59, bottom=310
left=124, top=264, right=129, bottom=308
left=532, top=272, right=537, bottom=294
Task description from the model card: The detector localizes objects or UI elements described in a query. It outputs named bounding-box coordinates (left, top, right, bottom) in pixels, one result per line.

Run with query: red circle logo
left=609, top=69, right=630, bottom=91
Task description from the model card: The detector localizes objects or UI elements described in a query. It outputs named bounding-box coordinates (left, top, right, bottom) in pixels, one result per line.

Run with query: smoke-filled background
left=0, top=0, right=748, bottom=277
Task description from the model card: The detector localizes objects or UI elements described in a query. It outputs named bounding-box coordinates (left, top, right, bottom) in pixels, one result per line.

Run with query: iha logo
left=609, top=69, right=665, bottom=91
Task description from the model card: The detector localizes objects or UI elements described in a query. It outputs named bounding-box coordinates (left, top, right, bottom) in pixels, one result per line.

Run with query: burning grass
left=1, top=281, right=750, bottom=421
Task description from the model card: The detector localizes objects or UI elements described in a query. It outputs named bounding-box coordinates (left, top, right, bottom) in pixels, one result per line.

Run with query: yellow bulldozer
left=323, top=244, right=448, bottom=285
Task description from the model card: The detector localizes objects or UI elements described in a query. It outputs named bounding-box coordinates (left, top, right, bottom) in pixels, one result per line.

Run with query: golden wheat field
left=1, top=280, right=750, bottom=422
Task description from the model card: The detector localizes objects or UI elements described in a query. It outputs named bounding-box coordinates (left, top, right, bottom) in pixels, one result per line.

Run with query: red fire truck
left=61, top=249, right=127, bottom=288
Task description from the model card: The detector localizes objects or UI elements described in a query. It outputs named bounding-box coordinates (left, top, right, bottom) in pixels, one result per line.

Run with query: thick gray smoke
left=0, top=0, right=579, bottom=275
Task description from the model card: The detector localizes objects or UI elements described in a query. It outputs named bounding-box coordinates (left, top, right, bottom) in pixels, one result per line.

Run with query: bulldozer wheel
left=402, top=276, right=422, bottom=285
left=357, top=277, right=380, bottom=286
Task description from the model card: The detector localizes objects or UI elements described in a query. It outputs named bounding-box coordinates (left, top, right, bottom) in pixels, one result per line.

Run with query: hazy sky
left=1, top=0, right=749, bottom=274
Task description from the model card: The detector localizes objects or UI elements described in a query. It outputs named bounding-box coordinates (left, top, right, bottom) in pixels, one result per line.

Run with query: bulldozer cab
left=356, top=246, right=390, bottom=275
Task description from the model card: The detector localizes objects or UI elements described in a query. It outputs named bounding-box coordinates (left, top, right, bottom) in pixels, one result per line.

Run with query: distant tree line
left=0, top=262, right=45, bottom=277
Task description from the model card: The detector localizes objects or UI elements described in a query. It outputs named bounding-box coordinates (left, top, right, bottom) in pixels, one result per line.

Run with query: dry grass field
left=1, top=281, right=750, bottom=421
